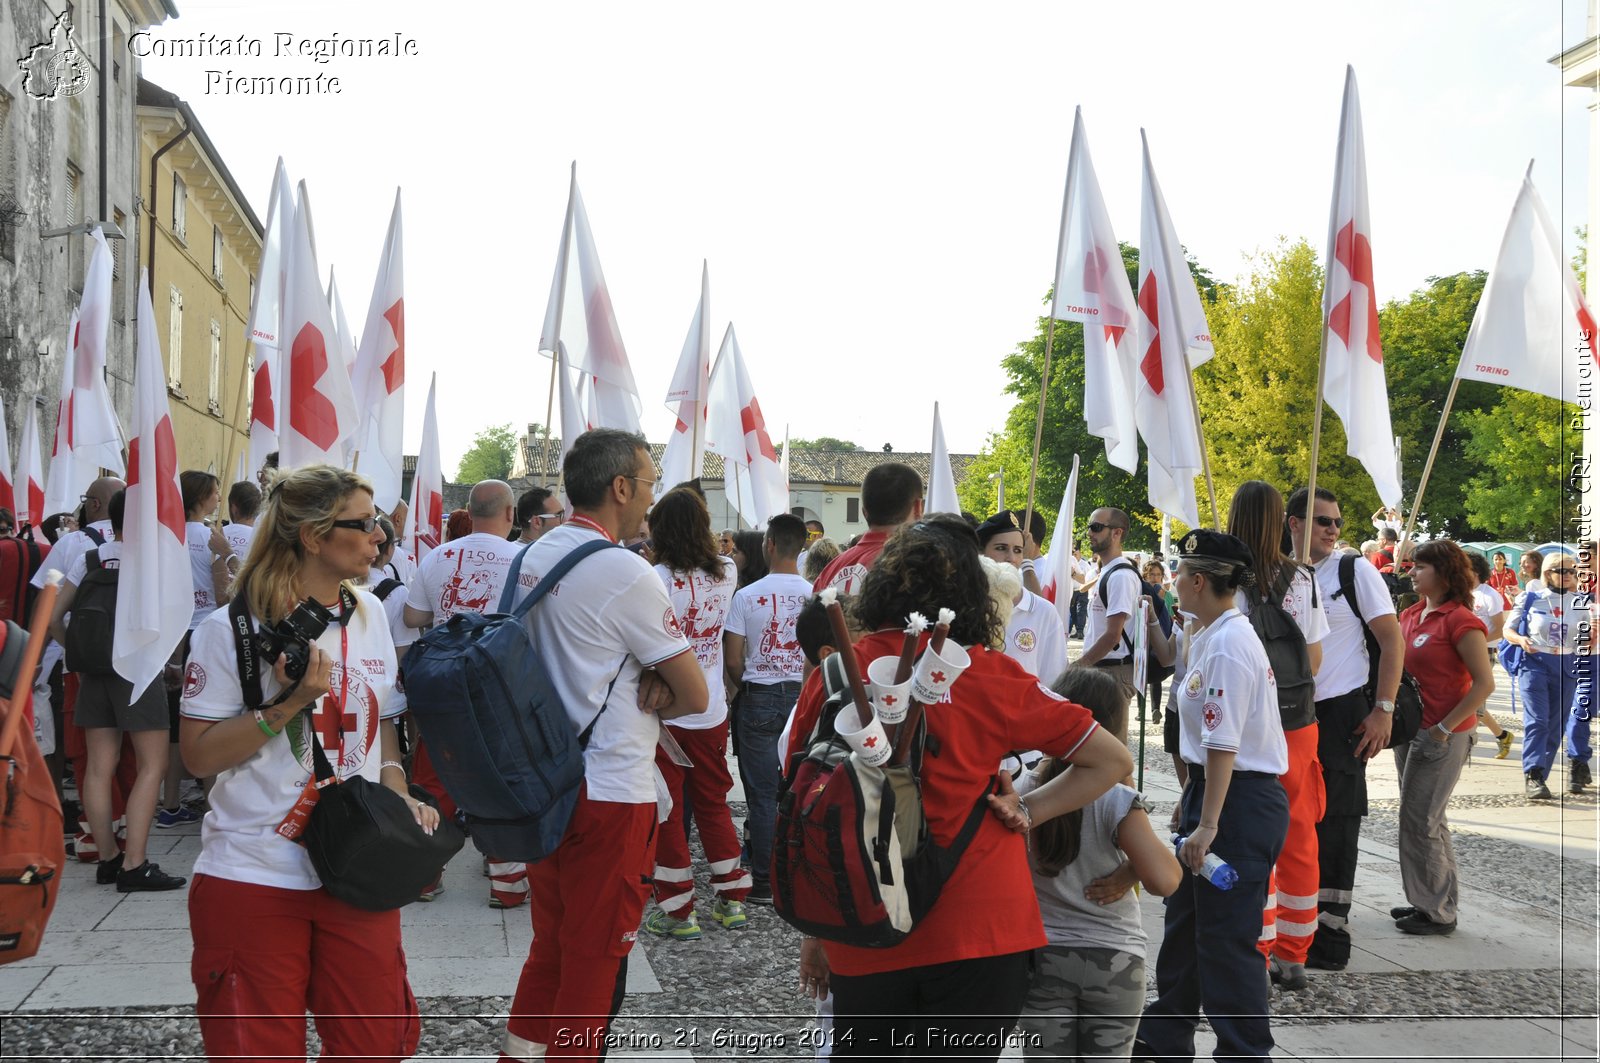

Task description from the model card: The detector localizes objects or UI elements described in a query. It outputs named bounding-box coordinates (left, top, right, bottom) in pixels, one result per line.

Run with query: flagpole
left=1185, top=379, right=1220, bottom=529
left=221, top=343, right=253, bottom=489
left=1398, top=376, right=1460, bottom=560
left=1023, top=138, right=1078, bottom=535
left=549, top=162, right=578, bottom=491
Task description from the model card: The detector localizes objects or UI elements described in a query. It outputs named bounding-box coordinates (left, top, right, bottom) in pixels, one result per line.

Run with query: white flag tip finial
left=1525, top=159, right=1536, bottom=180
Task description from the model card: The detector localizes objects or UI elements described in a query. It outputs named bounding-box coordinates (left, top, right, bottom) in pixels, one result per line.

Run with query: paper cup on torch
left=834, top=700, right=893, bottom=767
left=866, top=656, right=913, bottom=724
left=910, top=640, right=971, bottom=705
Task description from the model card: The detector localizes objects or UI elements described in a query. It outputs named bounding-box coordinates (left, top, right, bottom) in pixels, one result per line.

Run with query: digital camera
left=257, top=599, right=336, bottom=681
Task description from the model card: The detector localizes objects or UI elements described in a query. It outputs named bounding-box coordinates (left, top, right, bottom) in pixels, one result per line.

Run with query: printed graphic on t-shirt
left=183, top=661, right=206, bottom=698
left=671, top=575, right=729, bottom=671
left=1185, top=670, right=1204, bottom=699
left=826, top=562, right=868, bottom=594
left=756, top=592, right=805, bottom=673
left=286, top=662, right=379, bottom=777
left=1203, top=701, right=1222, bottom=730
left=1013, top=628, right=1037, bottom=653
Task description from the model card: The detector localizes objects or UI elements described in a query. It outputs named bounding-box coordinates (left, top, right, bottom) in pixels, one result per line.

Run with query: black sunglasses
left=1087, top=522, right=1123, bottom=534
left=1313, top=515, right=1345, bottom=529
left=1550, top=567, right=1576, bottom=575
left=331, top=516, right=380, bottom=534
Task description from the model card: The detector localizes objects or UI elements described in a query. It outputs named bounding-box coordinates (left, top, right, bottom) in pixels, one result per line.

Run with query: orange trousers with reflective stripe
left=1258, top=722, right=1325, bottom=965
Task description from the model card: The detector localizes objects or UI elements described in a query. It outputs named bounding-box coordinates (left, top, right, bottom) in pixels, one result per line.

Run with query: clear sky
left=137, top=0, right=1596, bottom=475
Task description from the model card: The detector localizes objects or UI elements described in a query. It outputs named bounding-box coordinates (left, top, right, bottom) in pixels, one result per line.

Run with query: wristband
left=1019, top=559, right=1035, bottom=574
left=254, top=709, right=280, bottom=737
left=380, top=760, right=405, bottom=773
left=1434, top=721, right=1452, bottom=736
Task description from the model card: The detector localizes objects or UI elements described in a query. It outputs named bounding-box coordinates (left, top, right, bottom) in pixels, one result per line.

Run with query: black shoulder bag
left=1335, top=554, right=1423, bottom=749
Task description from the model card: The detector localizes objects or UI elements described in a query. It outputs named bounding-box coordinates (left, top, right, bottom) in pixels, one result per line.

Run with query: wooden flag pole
left=549, top=162, right=578, bottom=495
left=1183, top=375, right=1221, bottom=529
left=220, top=343, right=254, bottom=488
left=1023, top=141, right=1079, bottom=538
left=1398, top=376, right=1461, bottom=561
left=1302, top=327, right=1330, bottom=563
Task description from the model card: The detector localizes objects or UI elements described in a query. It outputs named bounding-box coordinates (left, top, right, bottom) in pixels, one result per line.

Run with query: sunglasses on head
left=331, top=516, right=380, bottom=534
left=1087, top=522, right=1122, bottom=534
left=1313, top=515, right=1344, bottom=528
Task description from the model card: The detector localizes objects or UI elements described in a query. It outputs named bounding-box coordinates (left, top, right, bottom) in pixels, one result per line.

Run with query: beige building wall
left=136, top=81, right=261, bottom=481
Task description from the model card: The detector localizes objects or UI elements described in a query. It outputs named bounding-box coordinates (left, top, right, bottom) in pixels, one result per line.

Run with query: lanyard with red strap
left=566, top=514, right=615, bottom=542
left=276, top=594, right=354, bottom=842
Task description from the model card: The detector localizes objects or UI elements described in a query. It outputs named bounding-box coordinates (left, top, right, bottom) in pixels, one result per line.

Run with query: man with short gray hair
left=403, top=477, right=532, bottom=907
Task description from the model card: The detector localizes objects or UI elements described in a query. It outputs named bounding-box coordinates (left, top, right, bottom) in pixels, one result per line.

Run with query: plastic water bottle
left=1173, top=834, right=1238, bottom=890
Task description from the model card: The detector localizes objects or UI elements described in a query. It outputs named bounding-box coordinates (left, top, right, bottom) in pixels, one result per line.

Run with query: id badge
left=275, top=776, right=327, bottom=842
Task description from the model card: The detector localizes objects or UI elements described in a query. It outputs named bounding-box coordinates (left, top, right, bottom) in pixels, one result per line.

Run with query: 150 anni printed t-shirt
left=507, top=522, right=691, bottom=804
left=180, top=589, right=403, bottom=890
left=406, top=531, right=529, bottom=624
left=655, top=556, right=738, bottom=729
left=726, top=572, right=813, bottom=684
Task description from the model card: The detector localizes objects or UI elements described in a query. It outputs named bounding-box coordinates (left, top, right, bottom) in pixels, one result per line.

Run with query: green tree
left=1459, top=395, right=1579, bottom=538
left=456, top=423, right=518, bottom=483
left=790, top=437, right=861, bottom=452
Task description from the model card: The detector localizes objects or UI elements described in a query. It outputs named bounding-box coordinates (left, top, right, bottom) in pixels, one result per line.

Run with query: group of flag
left=1041, top=67, right=1595, bottom=537
left=538, top=164, right=790, bottom=530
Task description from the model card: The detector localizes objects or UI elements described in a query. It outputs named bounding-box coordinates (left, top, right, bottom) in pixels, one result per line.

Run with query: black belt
left=1093, top=659, right=1132, bottom=669
left=746, top=680, right=802, bottom=690
left=1187, top=765, right=1277, bottom=782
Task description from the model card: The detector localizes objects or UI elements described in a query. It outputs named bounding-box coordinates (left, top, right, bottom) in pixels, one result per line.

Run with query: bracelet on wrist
left=380, top=760, right=405, bottom=773
left=253, top=709, right=280, bottom=737
left=1016, top=797, right=1034, bottom=831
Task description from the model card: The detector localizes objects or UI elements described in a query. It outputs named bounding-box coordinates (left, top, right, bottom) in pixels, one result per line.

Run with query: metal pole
left=1023, top=131, right=1079, bottom=541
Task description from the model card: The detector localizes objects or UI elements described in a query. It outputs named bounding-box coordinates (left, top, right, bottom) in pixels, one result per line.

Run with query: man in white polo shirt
left=1286, top=487, right=1405, bottom=974
left=404, top=478, right=528, bottom=906
left=500, top=429, right=707, bottom=1063
left=1076, top=507, right=1140, bottom=713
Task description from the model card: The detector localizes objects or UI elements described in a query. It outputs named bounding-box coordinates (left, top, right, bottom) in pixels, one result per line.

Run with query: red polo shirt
left=1399, top=599, right=1487, bottom=730
left=812, top=530, right=890, bottom=595
left=786, top=629, right=1099, bottom=977
left=1488, top=568, right=1520, bottom=599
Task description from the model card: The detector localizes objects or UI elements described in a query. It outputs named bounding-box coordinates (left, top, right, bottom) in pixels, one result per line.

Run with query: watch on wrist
left=1376, top=699, right=1395, bottom=714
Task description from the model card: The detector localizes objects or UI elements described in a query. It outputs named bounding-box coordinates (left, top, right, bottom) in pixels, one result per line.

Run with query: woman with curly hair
left=789, top=513, right=1133, bottom=1060
left=641, top=488, right=748, bottom=939
left=1390, top=540, right=1493, bottom=936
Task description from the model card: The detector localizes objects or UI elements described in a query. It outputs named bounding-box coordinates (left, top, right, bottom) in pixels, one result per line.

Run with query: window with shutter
left=172, top=175, right=186, bottom=241
left=66, top=163, right=82, bottom=290
left=208, top=320, right=222, bottom=412
left=846, top=497, right=860, bottom=524
left=168, top=287, right=184, bottom=390
left=212, top=225, right=223, bottom=283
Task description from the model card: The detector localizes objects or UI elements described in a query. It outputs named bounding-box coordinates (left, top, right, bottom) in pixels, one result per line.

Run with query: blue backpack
left=401, top=538, right=615, bottom=864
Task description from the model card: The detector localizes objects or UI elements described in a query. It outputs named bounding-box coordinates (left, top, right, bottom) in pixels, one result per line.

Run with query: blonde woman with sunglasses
left=1504, top=552, right=1592, bottom=798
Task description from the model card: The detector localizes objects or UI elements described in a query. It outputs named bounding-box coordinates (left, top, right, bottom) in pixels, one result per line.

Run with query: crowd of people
left=0, top=430, right=1590, bottom=1063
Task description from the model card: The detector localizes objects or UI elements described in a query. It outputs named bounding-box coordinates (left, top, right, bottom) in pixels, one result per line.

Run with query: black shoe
left=1390, top=905, right=1419, bottom=920
left=1395, top=911, right=1456, bottom=936
left=1304, top=954, right=1347, bottom=972
left=95, top=852, right=125, bottom=885
left=1571, top=760, right=1592, bottom=794
left=116, top=861, right=187, bottom=893
left=1527, top=770, right=1554, bottom=801
left=745, top=881, right=773, bottom=906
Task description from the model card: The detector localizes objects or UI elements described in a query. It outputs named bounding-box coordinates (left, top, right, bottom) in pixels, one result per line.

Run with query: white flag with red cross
left=114, top=271, right=192, bottom=694
left=705, top=324, right=786, bottom=528
left=660, top=262, right=711, bottom=492
left=1320, top=67, right=1401, bottom=508
left=15, top=403, right=45, bottom=529
left=407, top=372, right=444, bottom=558
left=1454, top=167, right=1596, bottom=405
left=1135, top=131, right=1209, bottom=529
left=1052, top=108, right=1140, bottom=473
left=539, top=167, right=642, bottom=438
left=277, top=187, right=358, bottom=470
left=246, top=159, right=295, bottom=479
left=351, top=190, right=406, bottom=509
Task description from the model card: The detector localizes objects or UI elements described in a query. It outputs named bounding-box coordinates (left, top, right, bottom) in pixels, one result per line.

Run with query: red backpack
left=0, top=590, right=64, bottom=965
left=771, top=652, right=992, bottom=948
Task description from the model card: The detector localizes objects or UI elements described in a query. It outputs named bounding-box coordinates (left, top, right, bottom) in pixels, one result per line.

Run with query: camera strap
left=228, top=585, right=359, bottom=714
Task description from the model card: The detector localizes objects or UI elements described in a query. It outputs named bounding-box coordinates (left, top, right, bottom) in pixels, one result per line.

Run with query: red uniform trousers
left=188, top=873, right=420, bottom=1063
left=62, top=673, right=138, bottom=862
left=503, top=786, right=656, bottom=1061
left=1258, top=723, right=1325, bottom=965
left=652, top=720, right=750, bottom=916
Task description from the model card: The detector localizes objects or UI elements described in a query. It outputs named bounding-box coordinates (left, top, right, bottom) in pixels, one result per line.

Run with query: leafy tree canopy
left=790, top=437, right=861, bottom=452
left=456, top=423, right=519, bottom=483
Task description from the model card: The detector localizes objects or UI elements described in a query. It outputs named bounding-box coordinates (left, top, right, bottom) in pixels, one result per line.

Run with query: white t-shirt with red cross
left=655, top=556, right=738, bottom=730
left=406, top=531, right=528, bottom=624
left=223, top=522, right=255, bottom=560
left=1175, top=609, right=1288, bottom=774
left=180, top=589, right=403, bottom=891
left=506, top=520, right=692, bottom=804
left=727, top=573, right=812, bottom=684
